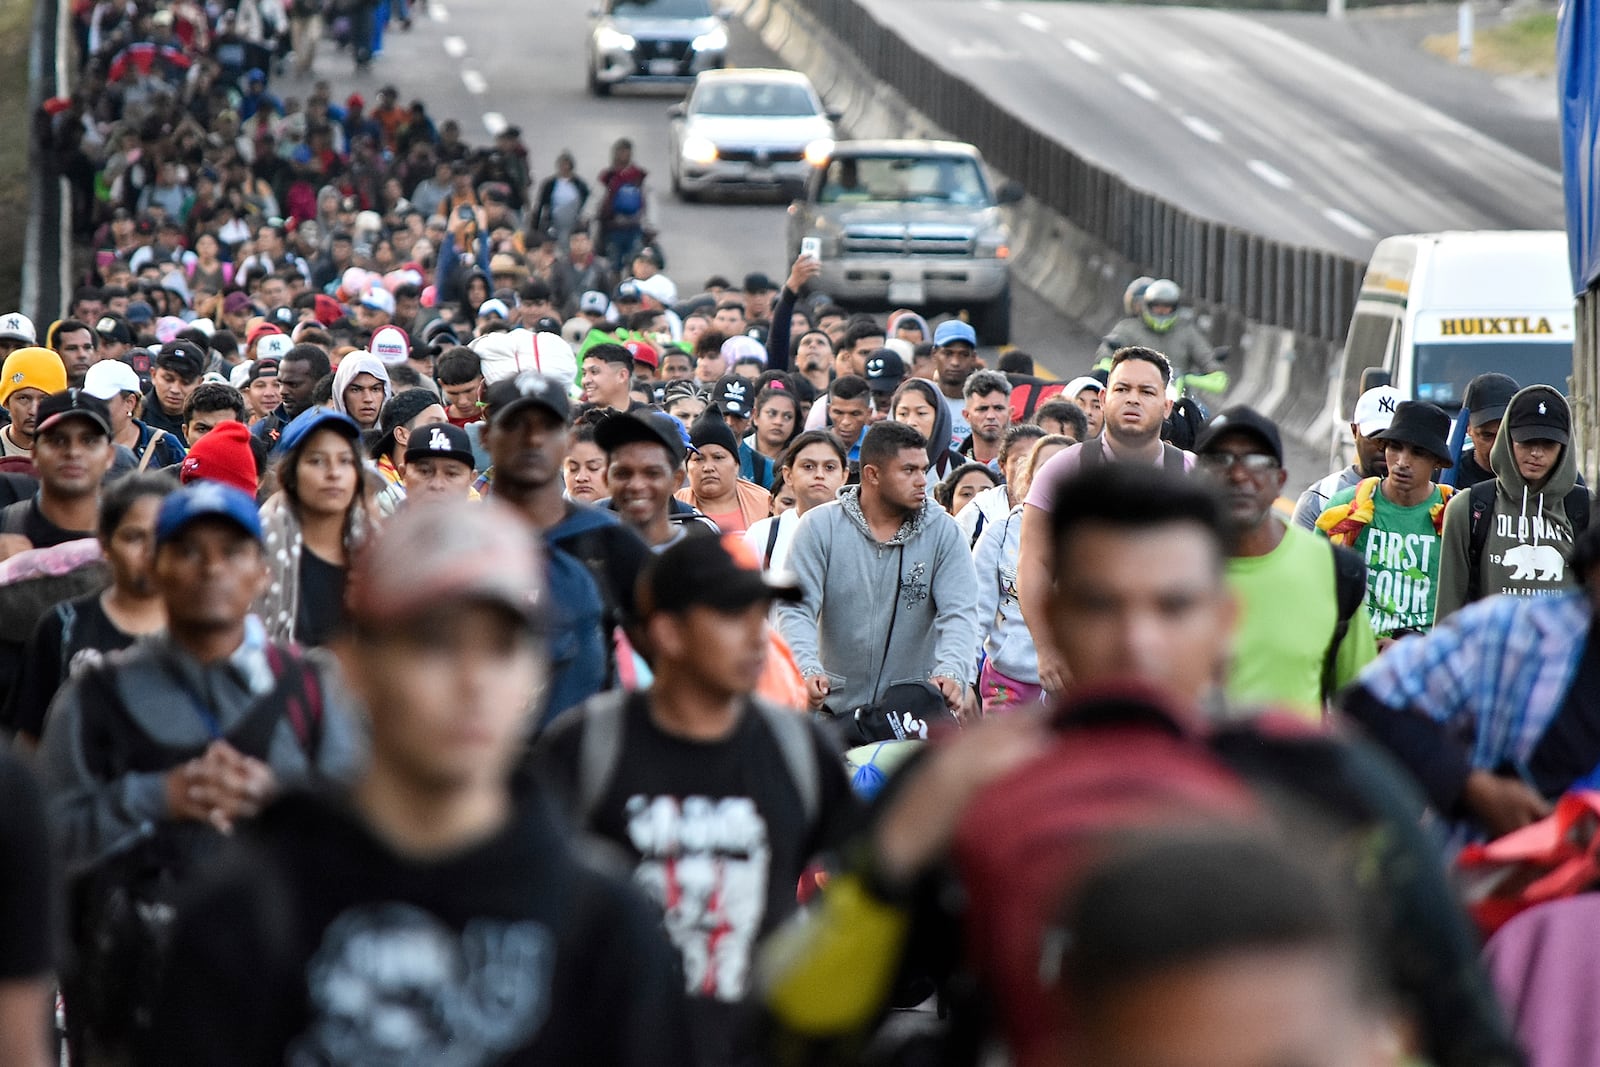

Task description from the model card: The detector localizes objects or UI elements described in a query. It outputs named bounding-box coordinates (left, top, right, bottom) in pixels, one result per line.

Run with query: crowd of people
left=0, top=2, right=1594, bottom=1066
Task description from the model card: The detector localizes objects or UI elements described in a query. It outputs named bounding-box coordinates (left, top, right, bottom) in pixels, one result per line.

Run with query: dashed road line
left=1063, top=37, right=1101, bottom=64
left=1322, top=207, right=1376, bottom=239
left=1116, top=72, right=1160, bottom=102
left=1017, top=11, right=1050, bottom=31
left=1247, top=159, right=1295, bottom=190
left=462, top=69, right=488, bottom=94
left=443, top=35, right=467, bottom=58
left=1180, top=115, right=1223, bottom=143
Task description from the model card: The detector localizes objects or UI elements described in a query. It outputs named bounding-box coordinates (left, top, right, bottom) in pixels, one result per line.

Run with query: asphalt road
left=283, top=0, right=1102, bottom=372
left=861, top=0, right=1566, bottom=259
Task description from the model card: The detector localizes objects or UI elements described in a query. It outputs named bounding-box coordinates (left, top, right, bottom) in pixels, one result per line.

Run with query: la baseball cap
left=404, top=421, right=475, bottom=467
left=346, top=498, right=546, bottom=628
left=83, top=358, right=142, bottom=399
left=1351, top=385, right=1401, bottom=437
left=36, top=388, right=113, bottom=437
left=156, top=481, right=263, bottom=545
left=933, top=320, right=977, bottom=348
left=641, top=532, right=802, bottom=615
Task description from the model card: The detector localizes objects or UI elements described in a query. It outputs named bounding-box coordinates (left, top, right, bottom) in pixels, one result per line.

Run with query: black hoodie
left=144, top=789, right=694, bottom=1066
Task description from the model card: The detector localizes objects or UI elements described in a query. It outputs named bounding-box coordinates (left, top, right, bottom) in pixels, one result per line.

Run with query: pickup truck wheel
left=972, top=287, right=1012, bottom=347
left=587, top=63, right=611, bottom=97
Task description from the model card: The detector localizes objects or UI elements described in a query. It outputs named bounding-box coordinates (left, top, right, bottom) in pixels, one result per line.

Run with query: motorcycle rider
left=1095, top=279, right=1221, bottom=388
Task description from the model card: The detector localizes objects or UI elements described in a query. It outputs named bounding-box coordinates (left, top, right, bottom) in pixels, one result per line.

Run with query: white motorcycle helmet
left=1123, top=276, right=1155, bottom=316
left=1142, top=279, right=1181, bottom=333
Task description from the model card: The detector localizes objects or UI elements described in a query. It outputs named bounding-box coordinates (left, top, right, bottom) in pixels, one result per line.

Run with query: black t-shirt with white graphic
left=146, top=789, right=695, bottom=1066
left=535, top=696, right=859, bottom=1067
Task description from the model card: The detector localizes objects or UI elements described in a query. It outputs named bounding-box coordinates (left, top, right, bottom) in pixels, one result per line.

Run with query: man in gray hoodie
left=1435, top=385, right=1591, bottom=619
left=778, top=420, right=980, bottom=719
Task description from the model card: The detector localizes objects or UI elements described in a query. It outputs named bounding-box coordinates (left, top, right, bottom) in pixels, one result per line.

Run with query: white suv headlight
left=681, top=136, right=719, bottom=164
left=596, top=26, right=636, bottom=52
left=691, top=25, right=728, bottom=51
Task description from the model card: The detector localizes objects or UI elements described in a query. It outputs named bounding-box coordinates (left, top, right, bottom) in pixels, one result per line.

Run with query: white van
left=1334, top=231, right=1574, bottom=462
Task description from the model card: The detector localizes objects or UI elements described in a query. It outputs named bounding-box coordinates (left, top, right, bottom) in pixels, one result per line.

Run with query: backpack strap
left=576, top=689, right=631, bottom=828
left=1321, top=544, right=1368, bottom=703
left=1566, top=484, right=1591, bottom=537
left=764, top=515, right=783, bottom=570
left=753, top=698, right=820, bottom=828
left=1466, top=481, right=1496, bottom=604
left=1161, top=443, right=1185, bottom=471
left=0, top=499, right=28, bottom=535
left=262, top=642, right=325, bottom=761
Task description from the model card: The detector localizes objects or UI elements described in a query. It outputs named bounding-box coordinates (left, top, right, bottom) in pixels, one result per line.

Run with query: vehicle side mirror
left=668, top=102, right=686, bottom=118
left=1360, top=368, right=1392, bottom=392
left=996, top=180, right=1025, bottom=205
left=825, top=108, right=843, bottom=123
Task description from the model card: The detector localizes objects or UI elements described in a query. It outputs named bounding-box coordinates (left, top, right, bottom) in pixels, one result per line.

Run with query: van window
left=1412, top=341, right=1572, bottom=409
left=1341, top=312, right=1397, bottom=419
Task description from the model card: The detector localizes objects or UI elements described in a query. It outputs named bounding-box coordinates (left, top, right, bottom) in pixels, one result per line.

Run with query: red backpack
left=949, top=685, right=1264, bottom=1067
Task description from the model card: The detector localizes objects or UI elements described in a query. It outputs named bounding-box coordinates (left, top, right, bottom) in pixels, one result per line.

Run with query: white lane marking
left=1322, top=207, right=1377, bottom=239
left=1247, top=159, right=1295, bottom=190
left=1117, top=72, right=1160, bottom=101
left=443, top=35, right=467, bottom=58
left=1222, top=13, right=1561, bottom=187
left=1063, top=37, right=1101, bottom=64
left=1180, top=114, right=1223, bottom=143
left=482, top=111, right=508, bottom=136
left=430, top=2, right=449, bottom=20
left=462, top=69, right=488, bottom=94
left=1018, top=11, right=1050, bottom=31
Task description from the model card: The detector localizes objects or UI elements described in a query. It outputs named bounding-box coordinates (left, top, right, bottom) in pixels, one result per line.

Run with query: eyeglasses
left=1199, top=452, right=1279, bottom=474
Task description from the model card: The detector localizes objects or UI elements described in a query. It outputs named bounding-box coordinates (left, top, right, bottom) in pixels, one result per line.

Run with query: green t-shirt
left=1323, top=481, right=1447, bottom=636
left=1226, top=523, right=1377, bottom=719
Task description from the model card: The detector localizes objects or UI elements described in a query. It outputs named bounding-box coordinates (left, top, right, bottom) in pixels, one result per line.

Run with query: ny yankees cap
left=1352, top=385, right=1401, bottom=437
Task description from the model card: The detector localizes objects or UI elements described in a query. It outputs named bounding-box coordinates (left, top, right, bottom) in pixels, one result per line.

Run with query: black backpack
left=1163, top=397, right=1209, bottom=451
left=1465, top=481, right=1592, bottom=603
left=63, top=645, right=323, bottom=1059
left=1322, top=544, right=1369, bottom=703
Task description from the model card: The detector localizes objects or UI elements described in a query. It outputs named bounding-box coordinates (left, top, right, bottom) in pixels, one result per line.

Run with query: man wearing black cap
left=483, top=373, right=653, bottom=716
left=1451, top=372, right=1520, bottom=489
left=371, top=389, right=449, bottom=515
left=1317, top=400, right=1455, bottom=639
left=710, top=374, right=755, bottom=440
left=142, top=340, right=206, bottom=440
left=742, top=272, right=778, bottom=323
left=401, top=422, right=477, bottom=503
left=863, top=347, right=906, bottom=411
left=93, top=315, right=135, bottom=369
left=1436, top=385, right=1591, bottom=619
left=0, top=391, right=117, bottom=556
left=535, top=533, right=857, bottom=1067
left=596, top=409, right=717, bottom=550
left=1196, top=407, right=1375, bottom=716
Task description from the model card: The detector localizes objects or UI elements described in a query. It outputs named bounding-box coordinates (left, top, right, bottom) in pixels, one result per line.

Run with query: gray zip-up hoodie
left=776, top=485, right=979, bottom=714
left=1436, top=384, right=1583, bottom=619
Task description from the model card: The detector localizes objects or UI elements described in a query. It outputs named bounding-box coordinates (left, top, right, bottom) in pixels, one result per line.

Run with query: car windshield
left=693, top=82, right=818, bottom=118
left=1412, top=341, right=1572, bottom=410
left=818, top=156, right=990, bottom=206
left=612, top=0, right=711, bottom=17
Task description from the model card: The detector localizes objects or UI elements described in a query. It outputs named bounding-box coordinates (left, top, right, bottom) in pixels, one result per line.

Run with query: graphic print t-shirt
left=1328, top=483, right=1447, bottom=636
left=537, top=697, right=856, bottom=1067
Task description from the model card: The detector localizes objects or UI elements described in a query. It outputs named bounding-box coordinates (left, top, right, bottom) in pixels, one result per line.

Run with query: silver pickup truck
left=786, top=139, right=1023, bottom=344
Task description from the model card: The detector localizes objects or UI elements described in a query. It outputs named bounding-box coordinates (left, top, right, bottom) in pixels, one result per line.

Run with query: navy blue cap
left=277, top=407, right=362, bottom=454
left=156, top=482, right=263, bottom=545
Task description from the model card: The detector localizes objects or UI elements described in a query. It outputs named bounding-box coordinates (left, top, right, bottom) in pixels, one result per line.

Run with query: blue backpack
left=610, top=182, right=643, bottom=219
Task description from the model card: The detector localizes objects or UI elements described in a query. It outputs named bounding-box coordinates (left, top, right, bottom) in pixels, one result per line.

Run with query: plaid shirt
left=1358, top=591, right=1592, bottom=839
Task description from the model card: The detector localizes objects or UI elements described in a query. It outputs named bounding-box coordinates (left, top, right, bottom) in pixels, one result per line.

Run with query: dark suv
left=587, top=0, right=729, bottom=96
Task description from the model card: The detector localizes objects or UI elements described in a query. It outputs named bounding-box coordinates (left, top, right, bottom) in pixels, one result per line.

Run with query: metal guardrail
left=798, top=0, right=1367, bottom=342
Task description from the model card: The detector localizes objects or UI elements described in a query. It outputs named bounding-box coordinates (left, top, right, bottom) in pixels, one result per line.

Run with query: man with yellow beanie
left=0, top=348, right=68, bottom=458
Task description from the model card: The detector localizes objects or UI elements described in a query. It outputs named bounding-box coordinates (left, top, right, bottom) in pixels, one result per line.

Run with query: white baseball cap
left=257, top=334, right=293, bottom=360
left=633, top=272, right=677, bottom=307
left=84, top=358, right=142, bottom=399
left=477, top=298, right=510, bottom=320
left=359, top=287, right=396, bottom=316
left=1353, top=385, right=1401, bottom=436
left=0, top=312, right=36, bottom=344
left=370, top=324, right=411, bottom=364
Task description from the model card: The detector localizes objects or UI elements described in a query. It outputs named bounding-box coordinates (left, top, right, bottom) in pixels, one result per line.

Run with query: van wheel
left=588, top=64, right=611, bottom=97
